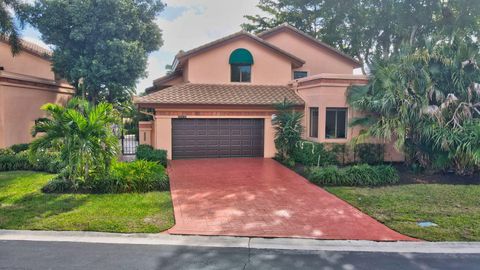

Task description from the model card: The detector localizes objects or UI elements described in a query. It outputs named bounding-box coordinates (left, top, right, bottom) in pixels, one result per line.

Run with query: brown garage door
left=172, top=118, right=264, bottom=159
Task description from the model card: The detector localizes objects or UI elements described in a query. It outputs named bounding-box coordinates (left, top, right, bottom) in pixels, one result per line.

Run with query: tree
left=272, top=99, right=304, bottom=161
left=243, top=0, right=480, bottom=69
left=0, top=0, right=30, bottom=54
left=27, top=0, right=165, bottom=103
left=31, top=98, right=121, bottom=187
left=347, top=35, right=480, bottom=175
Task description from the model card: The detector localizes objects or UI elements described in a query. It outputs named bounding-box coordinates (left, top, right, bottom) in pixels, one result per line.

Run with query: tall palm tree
left=0, top=0, right=29, bottom=54
left=31, top=98, right=121, bottom=186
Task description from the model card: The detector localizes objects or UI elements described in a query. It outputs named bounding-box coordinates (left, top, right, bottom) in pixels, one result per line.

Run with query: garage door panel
left=172, top=118, right=264, bottom=159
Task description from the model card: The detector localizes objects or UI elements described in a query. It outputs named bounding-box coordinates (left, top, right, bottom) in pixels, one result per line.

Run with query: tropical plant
left=272, top=99, right=304, bottom=160
left=307, top=164, right=399, bottom=186
left=348, top=35, right=480, bottom=174
left=136, top=144, right=167, bottom=167
left=0, top=0, right=30, bottom=54
left=31, top=98, right=121, bottom=186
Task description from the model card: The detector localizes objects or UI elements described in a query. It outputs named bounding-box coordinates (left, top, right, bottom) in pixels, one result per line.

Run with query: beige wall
left=262, top=30, right=356, bottom=76
left=184, top=37, right=293, bottom=85
left=0, top=82, right=73, bottom=148
left=0, top=42, right=74, bottom=148
left=0, top=42, right=55, bottom=80
left=298, top=84, right=360, bottom=144
left=295, top=76, right=404, bottom=162
left=149, top=107, right=277, bottom=160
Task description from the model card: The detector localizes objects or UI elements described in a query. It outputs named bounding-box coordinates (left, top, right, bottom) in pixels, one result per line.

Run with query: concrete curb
left=1, top=230, right=480, bottom=254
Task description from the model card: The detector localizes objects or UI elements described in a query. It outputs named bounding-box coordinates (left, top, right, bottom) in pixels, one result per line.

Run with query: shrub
left=42, top=160, right=169, bottom=194
left=41, top=177, right=74, bottom=193
left=307, top=164, right=399, bottom=186
left=0, top=150, right=30, bottom=171
left=308, top=166, right=347, bottom=186
left=107, top=160, right=169, bottom=192
left=136, top=144, right=167, bottom=167
left=292, top=141, right=339, bottom=166
left=0, top=149, right=63, bottom=173
left=9, top=143, right=30, bottom=153
left=355, top=143, right=385, bottom=164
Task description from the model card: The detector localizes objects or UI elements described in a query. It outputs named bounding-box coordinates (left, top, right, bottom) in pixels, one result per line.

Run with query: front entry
left=172, top=118, right=264, bottom=159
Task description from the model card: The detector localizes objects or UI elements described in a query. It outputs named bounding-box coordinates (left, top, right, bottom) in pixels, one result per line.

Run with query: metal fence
left=121, top=134, right=138, bottom=155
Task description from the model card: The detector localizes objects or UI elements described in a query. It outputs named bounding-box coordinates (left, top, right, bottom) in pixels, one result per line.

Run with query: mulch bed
left=396, top=165, right=480, bottom=185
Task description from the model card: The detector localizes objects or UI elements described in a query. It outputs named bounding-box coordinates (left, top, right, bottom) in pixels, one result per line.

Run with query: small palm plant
left=31, top=98, right=120, bottom=187
left=272, top=99, right=304, bottom=161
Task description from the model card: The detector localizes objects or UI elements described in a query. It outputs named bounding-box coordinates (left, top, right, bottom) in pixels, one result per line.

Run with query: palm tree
left=348, top=35, right=480, bottom=174
left=0, top=0, right=29, bottom=54
left=31, top=98, right=121, bottom=186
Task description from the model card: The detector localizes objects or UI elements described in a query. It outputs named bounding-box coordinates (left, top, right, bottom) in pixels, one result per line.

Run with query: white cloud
left=136, top=0, right=263, bottom=93
left=158, top=0, right=261, bottom=53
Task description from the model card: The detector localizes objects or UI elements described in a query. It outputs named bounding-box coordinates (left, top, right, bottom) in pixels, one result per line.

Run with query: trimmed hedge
left=42, top=160, right=169, bottom=194
left=136, top=144, right=167, bottom=167
left=307, top=164, right=399, bottom=186
left=0, top=149, right=62, bottom=173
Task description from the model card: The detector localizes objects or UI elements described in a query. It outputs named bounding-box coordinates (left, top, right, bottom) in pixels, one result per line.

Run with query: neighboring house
left=0, top=39, right=74, bottom=148
left=136, top=24, right=402, bottom=161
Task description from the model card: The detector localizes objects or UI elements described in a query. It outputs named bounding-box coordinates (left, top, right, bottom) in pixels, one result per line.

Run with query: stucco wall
left=184, top=37, right=293, bottom=85
left=296, top=79, right=404, bottom=162
left=0, top=83, right=73, bottom=148
left=0, top=42, right=55, bottom=80
left=262, top=30, right=356, bottom=76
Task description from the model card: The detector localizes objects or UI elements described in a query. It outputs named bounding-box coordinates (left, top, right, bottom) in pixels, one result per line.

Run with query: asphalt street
left=1, top=240, right=479, bottom=270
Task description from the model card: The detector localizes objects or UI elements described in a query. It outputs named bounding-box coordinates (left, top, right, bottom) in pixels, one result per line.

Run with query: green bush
left=42, top=160, right=169, bottom=194
left=0, top=150, right=31, bottom=171
left=308, top=166, right=347, bottom=186
left=355, top=143, right=385, bottom=164
left=41, top=177, right=74, bottom=193
left=307, top=164, right=399, bottom=186
left=136, top=144, right=167, bottom=167
left=292, top=141, right=339, bottom=166
left=0, top=149, right=62, bottom=173
left=9, top=143, right=30, bottom=153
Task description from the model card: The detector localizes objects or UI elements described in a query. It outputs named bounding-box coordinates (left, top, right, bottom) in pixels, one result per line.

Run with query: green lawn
left=326, top=184, right=480, bottom=241
left=0, top=171, right=174, bottom=233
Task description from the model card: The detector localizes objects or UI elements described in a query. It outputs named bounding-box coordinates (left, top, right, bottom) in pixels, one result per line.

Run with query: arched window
left=229, top=48, right=253, bottom=82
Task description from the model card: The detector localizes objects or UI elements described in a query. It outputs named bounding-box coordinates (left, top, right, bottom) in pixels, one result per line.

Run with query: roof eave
left=173, top=31, right=305, bottom=71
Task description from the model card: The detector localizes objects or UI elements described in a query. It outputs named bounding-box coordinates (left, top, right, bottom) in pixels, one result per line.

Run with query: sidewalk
left=1, top=230, right=480, bottom=254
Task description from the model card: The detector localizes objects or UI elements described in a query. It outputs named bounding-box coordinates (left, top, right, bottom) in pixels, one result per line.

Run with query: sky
left=20, top=0, right=263, bottom=94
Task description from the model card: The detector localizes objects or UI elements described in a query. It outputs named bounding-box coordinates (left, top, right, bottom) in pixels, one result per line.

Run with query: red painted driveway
left=168, top=158, right=415, bottom=241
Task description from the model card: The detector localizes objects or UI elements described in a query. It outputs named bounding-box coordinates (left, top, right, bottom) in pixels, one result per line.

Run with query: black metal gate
left=121, top=133, right=138, bottom=155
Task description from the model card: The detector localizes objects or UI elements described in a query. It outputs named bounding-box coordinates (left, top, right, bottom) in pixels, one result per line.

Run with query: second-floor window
left=229, top=48, right=253, bottom=83
left=294, top=71, right=308, bottom=79
left=231, top=65, right=251, bottom=82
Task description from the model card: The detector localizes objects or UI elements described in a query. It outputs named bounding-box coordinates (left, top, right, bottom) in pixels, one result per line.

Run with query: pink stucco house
left=0, top=39, right=74, bottom=148
left=135, top=24, right=402, bottom=161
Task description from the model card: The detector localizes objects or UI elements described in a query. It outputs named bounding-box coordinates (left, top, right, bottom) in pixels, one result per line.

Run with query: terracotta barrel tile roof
left=135, top=83, right=305, bottom=106
left=0, top=37, right=52, bottom=59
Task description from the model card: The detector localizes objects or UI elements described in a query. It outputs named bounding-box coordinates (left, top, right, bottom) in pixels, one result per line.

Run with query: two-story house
left=135, top=24, right=402, bottom=161
left=0, top=39, right=74, bottom=148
